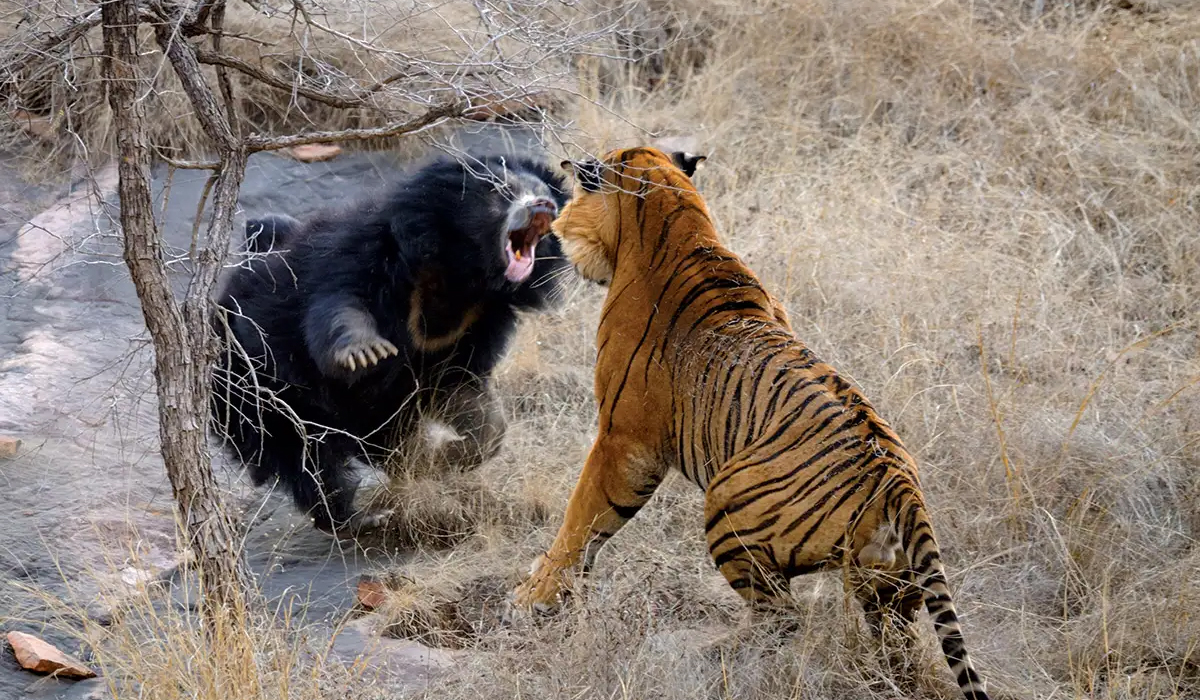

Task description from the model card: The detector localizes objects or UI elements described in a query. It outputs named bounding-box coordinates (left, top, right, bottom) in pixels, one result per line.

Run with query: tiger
left=509, top=146, right=992, bottom=700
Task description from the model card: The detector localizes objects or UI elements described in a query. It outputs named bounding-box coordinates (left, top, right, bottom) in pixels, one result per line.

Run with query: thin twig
left=155, top=149, right=221, bottom=169
left=1059, top=324, right=1184, bottom=455
left=287, top=0, right=417, bottom=59
left=160, top=165, right=176, bottom=220
left=361, top=69, right=415, bottom=94
left=977, top=322, right=1022, bottom=524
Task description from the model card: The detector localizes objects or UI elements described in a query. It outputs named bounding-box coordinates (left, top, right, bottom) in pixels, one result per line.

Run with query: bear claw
left=334, top=338, right=399, bottom=372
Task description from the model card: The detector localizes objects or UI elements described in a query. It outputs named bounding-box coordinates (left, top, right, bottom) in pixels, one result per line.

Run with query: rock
left=77, top=677, right=114, bottom=699
left=356, top=575, right=388, bottom=611
left=5, top=631, right=97, bottom=679
left=288, top=144, right=342, bottom=162
left=24, top=676, right=112, bottom=699
left=85, top=602, right=117, bottom=628
left=0, top=437, right=20, bottom=459
left=328, top=617, right=457, bottom=689
left=119, top=567, right=153, bottom=588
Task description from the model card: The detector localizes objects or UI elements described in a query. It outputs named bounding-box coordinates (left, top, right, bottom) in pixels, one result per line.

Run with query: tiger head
left=552, top=147, right=707, bottom=284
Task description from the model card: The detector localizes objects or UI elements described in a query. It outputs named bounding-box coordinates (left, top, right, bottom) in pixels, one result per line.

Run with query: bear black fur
left=211, top=153, right=571, bottom=535
left=243, top=213, right=301, bottom=253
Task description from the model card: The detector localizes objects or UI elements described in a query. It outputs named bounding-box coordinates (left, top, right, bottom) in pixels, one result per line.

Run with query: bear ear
left=561, top=158, right=605, bottom=192
left=670, top=151, right=707, bottom=178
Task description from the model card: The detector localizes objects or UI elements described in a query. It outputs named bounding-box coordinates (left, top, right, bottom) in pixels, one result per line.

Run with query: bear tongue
left=505, top=241, right=536, bottom=283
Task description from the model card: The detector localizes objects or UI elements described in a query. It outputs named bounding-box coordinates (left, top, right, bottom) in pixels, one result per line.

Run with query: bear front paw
left=313, top=507, right=394, bottom=539
left=333, top=337, right=399, bottom=372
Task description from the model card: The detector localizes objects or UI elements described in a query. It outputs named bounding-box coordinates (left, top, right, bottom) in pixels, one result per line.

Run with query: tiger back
left=511, top=146, right=991, bottom=700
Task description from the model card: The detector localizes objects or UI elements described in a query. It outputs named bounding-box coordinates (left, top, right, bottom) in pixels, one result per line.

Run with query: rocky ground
left=0, top=124, right=542, bottom=698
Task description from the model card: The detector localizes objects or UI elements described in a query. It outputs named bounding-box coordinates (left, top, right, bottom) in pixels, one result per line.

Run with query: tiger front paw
left=507, top=553, right=570, bottom=620
left=333, top=336, right=399, bottom=372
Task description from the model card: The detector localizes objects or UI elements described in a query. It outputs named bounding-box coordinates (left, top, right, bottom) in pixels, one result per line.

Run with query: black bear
left=242, top=213, right=300, bottom=253
left=210, top=153, right=571, bottom=536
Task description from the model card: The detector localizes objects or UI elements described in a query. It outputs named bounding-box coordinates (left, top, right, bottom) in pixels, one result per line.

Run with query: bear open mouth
left=504, top=199, right=557, bottom=283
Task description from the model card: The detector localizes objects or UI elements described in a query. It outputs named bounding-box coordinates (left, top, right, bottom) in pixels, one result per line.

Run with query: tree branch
left=210, top=1, right=239, bottom=136
left=154, top=22, right=239, bottom=152
left=153, top=4, right=248, bottom=347
left=184, top=0, right=220, bottom=36
left=16, top=8, right=102, bottom=56
left=194, top=48, right=367, bottom=110
left=244, top=100, right=465, bottom=152
left=154, top=150, right=221, bottom=169
left=154, top=95, right=534, bottom=162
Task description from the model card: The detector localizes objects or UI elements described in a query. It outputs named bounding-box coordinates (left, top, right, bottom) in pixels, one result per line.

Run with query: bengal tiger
left=509, top=147, right=992, bottom=699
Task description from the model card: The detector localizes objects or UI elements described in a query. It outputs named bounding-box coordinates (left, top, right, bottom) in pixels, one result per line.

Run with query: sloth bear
left=211, top=153, right=571, bottom=536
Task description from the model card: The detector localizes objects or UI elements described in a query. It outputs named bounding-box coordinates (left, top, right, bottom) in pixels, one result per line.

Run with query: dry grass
left=372, top=1, right=1200, bottom=698
left=8, top=531, right=391, bottom=700
left=14, top=0, right=1200, bottom=698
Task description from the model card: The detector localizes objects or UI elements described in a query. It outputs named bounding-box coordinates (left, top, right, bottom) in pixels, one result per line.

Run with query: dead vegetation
left=369, top=1, right=1200, bottom=698
left=5, top=0, right=1199, bottom=698
left=0, top=0, right=605, bottom=167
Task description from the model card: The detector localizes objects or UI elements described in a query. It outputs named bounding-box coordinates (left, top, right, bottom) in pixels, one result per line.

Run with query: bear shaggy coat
left=211, top=154, right=570, bottom=535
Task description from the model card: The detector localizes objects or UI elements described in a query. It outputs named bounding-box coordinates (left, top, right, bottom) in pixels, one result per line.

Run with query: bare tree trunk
left=81, top=0, right=584, bottom=635
left=101, top=0, right=249, bottom=623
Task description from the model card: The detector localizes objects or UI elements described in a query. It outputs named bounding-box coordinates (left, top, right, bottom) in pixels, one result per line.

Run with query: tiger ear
left=670, top=151, right=707, bottom=178
left=561, top=158, right=605, bottom=192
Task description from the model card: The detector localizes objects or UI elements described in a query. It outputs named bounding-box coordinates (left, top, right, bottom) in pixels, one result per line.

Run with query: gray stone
left=328, top=617, right=458, bottom=688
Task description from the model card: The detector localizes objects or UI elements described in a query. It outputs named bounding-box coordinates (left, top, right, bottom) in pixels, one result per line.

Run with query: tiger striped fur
left=509, top=147, right=991, bottom=700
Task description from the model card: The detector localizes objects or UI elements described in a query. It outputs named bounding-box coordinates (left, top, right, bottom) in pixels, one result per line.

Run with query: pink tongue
left=505, top=247, right=535, bottom=282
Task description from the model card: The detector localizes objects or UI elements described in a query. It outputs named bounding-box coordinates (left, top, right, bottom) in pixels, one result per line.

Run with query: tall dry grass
left=375, top=2, right=1200, bottom=699
left=13, top=0, right=1199, bottom=698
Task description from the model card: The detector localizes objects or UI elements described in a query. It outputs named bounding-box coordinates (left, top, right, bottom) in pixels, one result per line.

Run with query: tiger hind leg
left=705, top=507, right=802, bottom=645
left=711, top=542, right=793, bottom=613
left=700, top=535, right=802, bottom=665
left=848, top=569, right=924, bottom=691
